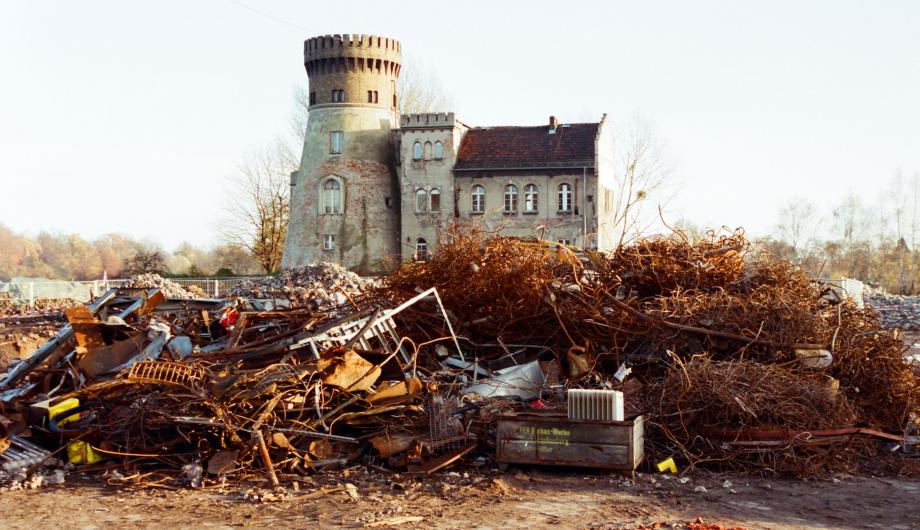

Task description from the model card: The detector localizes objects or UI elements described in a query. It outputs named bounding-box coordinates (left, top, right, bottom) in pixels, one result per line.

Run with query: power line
left=228, top=0, right=310, bottom=32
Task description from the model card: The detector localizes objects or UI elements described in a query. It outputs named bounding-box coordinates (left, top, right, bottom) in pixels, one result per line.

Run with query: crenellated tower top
left=303, top=34, right=402, bottom=110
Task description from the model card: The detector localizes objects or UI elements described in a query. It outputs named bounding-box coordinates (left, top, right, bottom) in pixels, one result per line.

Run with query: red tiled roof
left=454, top=122, right=598, bottom=170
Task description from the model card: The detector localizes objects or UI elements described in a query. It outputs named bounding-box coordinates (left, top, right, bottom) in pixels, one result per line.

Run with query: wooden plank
left=498, top=440, right=632, bottom=470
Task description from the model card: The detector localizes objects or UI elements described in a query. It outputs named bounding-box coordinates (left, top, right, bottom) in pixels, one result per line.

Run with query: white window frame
left=415, top=188, right=427, bottom=213
left=524, top=184, right=539, bottom=212
left=322, top=178, right=342, bottom=214
left=558, top=183, right=573, bottom=212
left=412, top=141, right=422, bottom=160
left=429, top=188, right=441, bottom=212
left=504, top=184, right=518, bottom=213
left=471, top=185, right=485, bottom=214
left=415, top=238, right=429, bottom=260
left=323, top=234, right=336, bottom=250
left=330, top=131, right=343, bottom=154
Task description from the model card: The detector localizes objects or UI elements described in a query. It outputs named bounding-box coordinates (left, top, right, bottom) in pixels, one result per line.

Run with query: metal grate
left=127, top=361, right=205, bottom=389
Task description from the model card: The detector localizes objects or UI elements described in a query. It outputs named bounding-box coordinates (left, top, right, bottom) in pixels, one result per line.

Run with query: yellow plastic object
left=656, top=457, right=677, bottom=473
left=67, top=440, right=105, bottom=465
left=47, top=398, right=80, bottom=426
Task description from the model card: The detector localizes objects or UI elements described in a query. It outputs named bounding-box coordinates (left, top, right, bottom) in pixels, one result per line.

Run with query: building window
left=323, top=234, right=336, bottom=250
left=471, top=185, right=485, bottom=214
left=524, top=184, right=539, bottom=212
left=322, top=178, right=341, bottom=214
left=367, top=90, right=378, bottom=103
left=558, top=183, right=573, bottom=212
left=415, top=238, right=429, bottom=260
left=424, top=141, right=432, bottom=160
left=433, top=141, right=443, bottom=160
left=330, top=131, right=343, bottom=154
left=412, top=141, right=422, bottom=160
left=415, top=188, right=427, bottom=212
left=331, top=89, right=345, bottom=102
left=309, top=92, right=316, bottom=105
left=558, top=239, right=572, bottom=246
left=504, top=184, right=518, bottom=213
left=430, top=189, right=441, bottom=212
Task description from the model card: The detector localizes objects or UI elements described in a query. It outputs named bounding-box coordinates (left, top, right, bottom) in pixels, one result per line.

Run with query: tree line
left=0, top=224, right=261, bottom=281
left=671, top=171, right=920, bottom=295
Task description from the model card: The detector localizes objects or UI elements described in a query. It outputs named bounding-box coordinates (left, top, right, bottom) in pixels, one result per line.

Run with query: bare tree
left=123, top=248, right=166, bottom=275
left=608, top=113, right=674, bottom=247
left=223, top=142, right=294, bottom=274
left=775, top=198, right=817, bottom=259
left=398, top=58, right=451, bottom=114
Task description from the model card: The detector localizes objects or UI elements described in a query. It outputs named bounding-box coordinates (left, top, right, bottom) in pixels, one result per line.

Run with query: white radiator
left=567, top=389, right=624, bottom=421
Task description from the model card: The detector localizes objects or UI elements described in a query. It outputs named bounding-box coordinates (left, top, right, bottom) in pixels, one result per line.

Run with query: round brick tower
left=282, top=34, right=402, bottom=275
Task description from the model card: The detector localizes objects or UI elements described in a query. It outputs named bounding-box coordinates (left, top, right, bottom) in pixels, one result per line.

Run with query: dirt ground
left=1, top=467, right=918, bottom=530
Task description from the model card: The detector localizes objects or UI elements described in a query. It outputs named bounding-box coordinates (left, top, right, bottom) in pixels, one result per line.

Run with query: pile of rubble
left=0, top=229, right=917, bottom=490
left=863, top=285, right=920, bottom=330
left=0, top=298, right=82, bottom=318
left=227, top=264, right=371, bottom=313
left=122, top=273, right=195, bottom=299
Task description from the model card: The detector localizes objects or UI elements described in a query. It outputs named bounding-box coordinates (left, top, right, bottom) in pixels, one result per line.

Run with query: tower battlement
left=303, top=34, right=401, bottom=109
left=304, top=34, right=401, bottom=58
left=400, top=113, right=456, bottom=129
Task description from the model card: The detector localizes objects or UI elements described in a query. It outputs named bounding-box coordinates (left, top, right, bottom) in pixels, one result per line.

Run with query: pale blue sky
left=1, top=0, right=918, bottom=248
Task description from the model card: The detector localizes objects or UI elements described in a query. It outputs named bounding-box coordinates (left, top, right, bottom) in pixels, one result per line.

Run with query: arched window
left=558, top=183, right=572, bottom=212
left=433, top=141, right=444, bottom=160
left=471, top=185, right=485, bottom=214
left=415, top=188, right=427, bottom=212
left=424, top=141, right=432, bottom=160
left=415, top=238, right=429, bottom=260
left=323, top=178, right=341, bottom=214
left=429, top=189, right=441, bottom=212
left=524, top=184, right=539, bottom=212
left=504, top=184, right=518, bottom=213
left=412, top=141, right=422, bottom=160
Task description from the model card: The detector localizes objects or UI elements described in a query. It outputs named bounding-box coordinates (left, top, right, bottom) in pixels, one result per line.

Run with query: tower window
left=322, top=178, right=342, bottom=214
left=415, top=238, right=429, bottom=261
left=430, top=189, right=441, bottom=212
left=524, top=184, right=539, bottom=212
left=323, top=234, right=336, bottom=250
left=504, top=184, right=518, bottom=213
left=330, top=131, right=343, bottom=154
left=424, top=142, right=432, bottom=160
left=331, top=89, right=345, bottom=102
left=558, top=183, right=573, bottom=213
left=415, top=188, right=427, bottom=213
left=367, top=90, right=378, bottom=103
left=471, top=185, right=485, bottom=214
left=412, top=141, right=422, bottom=160
left=433, top=141, right=443, bottom=160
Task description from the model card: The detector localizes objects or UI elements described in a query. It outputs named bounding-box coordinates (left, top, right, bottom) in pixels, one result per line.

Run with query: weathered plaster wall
left=282, top=104, right=400, bottom=274
left=453, top=170, right=596, bottom=246
left=397, top=113, right=467, bottom=260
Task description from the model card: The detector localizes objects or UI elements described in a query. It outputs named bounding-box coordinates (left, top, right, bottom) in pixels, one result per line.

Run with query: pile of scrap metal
left=0, top=285, right=507, bottom=487
left=384, top=227, right=920, bottom=475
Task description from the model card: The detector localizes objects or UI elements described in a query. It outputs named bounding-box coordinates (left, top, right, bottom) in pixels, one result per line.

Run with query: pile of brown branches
left=385, top=226, right=920, bottom=474
left=646, top=357, right=860, bottom=474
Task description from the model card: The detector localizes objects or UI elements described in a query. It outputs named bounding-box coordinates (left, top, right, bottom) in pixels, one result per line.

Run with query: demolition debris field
left=2, top=228, right=920, bottom=529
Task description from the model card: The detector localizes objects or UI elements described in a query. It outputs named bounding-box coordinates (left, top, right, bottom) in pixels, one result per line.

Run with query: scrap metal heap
left=0, top=226, right=918, bottom=488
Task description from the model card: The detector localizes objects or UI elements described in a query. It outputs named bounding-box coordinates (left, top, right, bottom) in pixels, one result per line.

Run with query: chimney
left=549, top=115, right=558, bottom=134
